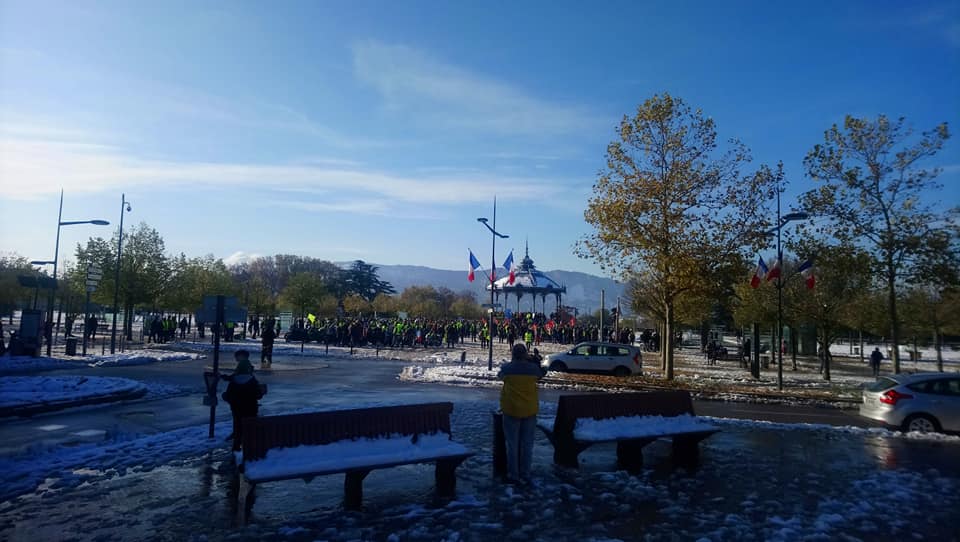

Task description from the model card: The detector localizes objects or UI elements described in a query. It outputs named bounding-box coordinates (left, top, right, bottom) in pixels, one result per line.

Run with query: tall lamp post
left=765, top=186, right=808, bottom=391
left=45, top=190, right=110, bottom=355
left=110, top=194, right=132, bottom=354
left=477, top=199, right=509, bottom=371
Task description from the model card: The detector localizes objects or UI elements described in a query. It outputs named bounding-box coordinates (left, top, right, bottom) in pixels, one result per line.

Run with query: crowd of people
left=275, top=312, right=640, bottom=352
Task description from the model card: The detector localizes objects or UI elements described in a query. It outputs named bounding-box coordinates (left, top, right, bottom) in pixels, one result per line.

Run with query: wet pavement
left=1, top=354, right=959, bottom=541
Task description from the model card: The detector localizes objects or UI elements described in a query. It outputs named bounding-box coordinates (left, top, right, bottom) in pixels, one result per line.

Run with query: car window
left=866, top=378, right=899, bottom=392
left=574, top=345, right=592, bottom=356
left=609, top=347, right=630, bottom=356
left=928, top=379, right=960, bottom=396
left=907, top=381, right=933, bottom=393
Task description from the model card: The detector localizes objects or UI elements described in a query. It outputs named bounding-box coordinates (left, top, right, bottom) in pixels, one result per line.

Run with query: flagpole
left=489, top=197, right=497, bottom=371
left=476, top=198, right=509, bottom=370
left=776, top=186, right=783, bottom=390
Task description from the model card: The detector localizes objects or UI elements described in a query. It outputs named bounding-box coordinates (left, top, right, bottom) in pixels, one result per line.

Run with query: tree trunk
left=821, top=331, right=831, bottom=381
left=859, top=329, right=864, bottom=364
left=935, top=329, right=943, bottom=372
left=790, top=329, right=798, bottom=370
left=664, top=302, right=674, bottom=380
left=125, top=303, right=134, bottom=341
left=886, top=257, right=901, bottom=373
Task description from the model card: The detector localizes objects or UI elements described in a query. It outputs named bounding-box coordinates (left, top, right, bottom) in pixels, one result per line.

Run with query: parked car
left=859, top=372, right=960, bottom=433
left=544, top=342, right=642, bottom=377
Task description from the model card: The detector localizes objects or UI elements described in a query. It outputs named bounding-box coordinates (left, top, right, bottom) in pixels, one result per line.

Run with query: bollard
left=492, top=411, right=506, bottom=478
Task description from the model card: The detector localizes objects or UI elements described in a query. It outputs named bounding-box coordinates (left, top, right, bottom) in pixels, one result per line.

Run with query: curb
left=0, top=387, right=149, bottom=418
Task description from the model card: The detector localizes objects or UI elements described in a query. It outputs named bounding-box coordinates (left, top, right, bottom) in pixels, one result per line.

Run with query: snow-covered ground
left=0, top=399, right=957, bottom=541
left=0, top=349, right=203, bottom=375
left=0, top=376, right=146, bottom=409
left=0, top=349, right=201, bottom=415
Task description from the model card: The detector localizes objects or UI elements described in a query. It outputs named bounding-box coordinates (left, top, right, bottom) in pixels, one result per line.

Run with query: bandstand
left=486, top=245, right=566, bottom=316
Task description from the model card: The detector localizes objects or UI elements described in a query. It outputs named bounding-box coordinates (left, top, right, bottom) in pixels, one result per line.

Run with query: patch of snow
left=242, top=432, right=470, bottom=481
left=0, top=350, right=203, bottom=374
left=572, top=414, right=718, bottom=440
left=0, top=376, right=146, bottom=408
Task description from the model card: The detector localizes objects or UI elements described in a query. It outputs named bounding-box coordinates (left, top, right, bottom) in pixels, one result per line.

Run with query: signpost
left=196, top=295, right=247, bottom=439
left=82, top=264, right=102, bottom=355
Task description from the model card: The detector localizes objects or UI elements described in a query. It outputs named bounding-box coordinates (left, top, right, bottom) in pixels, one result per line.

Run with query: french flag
left=766, top=252, right=782, bottom=282
left=503, top=250, right=516, bottom=285
left=797, top=258, right=815, bottom=289
left=468, top=250, right=481, bottom=282
left=750, top=255, right=769, bottom=288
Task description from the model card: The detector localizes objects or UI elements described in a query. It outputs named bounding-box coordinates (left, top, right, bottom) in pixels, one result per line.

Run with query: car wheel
left=550, top=361, right=567, bottom=372
left=902, top=414, right=941, bottom=433
left=612, top=366, right=631, bottom=377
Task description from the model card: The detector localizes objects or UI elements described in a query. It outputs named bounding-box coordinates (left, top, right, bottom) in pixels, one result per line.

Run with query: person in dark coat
left=260, top=319, right=275, bottom=369
left=221, top=350, right=265, bottom=452
left=870, top=347, right=883, bottom=377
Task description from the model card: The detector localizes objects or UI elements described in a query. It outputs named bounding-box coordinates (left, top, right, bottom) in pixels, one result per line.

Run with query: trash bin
left=65, top=337, right=78, bottom=356
left=760, top=354, right=771, bottom=369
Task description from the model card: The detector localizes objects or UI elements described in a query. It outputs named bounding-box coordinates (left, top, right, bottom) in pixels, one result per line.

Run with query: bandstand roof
left=486, top=245, right=566, bottom=294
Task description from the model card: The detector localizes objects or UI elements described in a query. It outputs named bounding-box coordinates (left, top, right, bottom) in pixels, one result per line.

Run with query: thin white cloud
left=0, top=122, right=566, bottom=210
left=352, top=40, right=600, bottom=135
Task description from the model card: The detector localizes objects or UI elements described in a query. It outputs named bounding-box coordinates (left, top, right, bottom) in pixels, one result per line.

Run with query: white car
left=859, top=373, right=960, bottom=433
left=544, top=342, right=643, bottom=377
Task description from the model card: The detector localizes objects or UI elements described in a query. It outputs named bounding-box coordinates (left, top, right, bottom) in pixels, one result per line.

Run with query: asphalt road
left=0, top=351, right=874, bottom=457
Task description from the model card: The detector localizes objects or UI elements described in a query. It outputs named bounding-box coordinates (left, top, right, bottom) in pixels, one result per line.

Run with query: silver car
left=544, top=342, right=642, bottom=377
left=859, top=372, right=960, bottom=433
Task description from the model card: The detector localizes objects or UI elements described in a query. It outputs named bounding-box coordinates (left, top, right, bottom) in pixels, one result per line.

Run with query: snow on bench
left=571, top=413, right=719, bottom=442
left=242, top=432, right=471, bottom=482
left=537, top=391, right=720, bottom=471
left=235, top=402, right=473, bottom=520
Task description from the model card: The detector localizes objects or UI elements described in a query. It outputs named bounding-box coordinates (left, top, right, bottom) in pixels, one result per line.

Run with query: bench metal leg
left=554, top=440, right=590, bottom=469
left=616, top=439, right=654, bottom=474
left=672, top=436, right=701, bottom=468
left=344, top=470, right=370, bottom=510
left=237, top=477, right=256, bottom=524
left=435, top=457, right=466, bottom=498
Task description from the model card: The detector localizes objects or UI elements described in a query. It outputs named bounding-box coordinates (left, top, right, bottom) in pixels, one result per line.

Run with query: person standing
left=497, top=343, right=546, bottom=484
left=260, top=319, right=275, bottom=369
left=870, top=347, right=883, bottom=377
left=221, top=350, right=265, bottom=452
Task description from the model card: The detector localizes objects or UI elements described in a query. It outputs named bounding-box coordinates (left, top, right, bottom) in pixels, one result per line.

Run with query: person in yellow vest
left=497, top=343, right=546, bottom=484
left=524, top=329, right=534, bottom=350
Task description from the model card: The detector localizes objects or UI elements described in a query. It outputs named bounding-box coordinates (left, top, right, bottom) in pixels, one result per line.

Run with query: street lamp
left=766, top=187, right=808, bottom=391
left=45, top=189, right=110, bottom=355
left=110, top=194, right=132, bottom=354
left=477, top=199, right=509, bottom=371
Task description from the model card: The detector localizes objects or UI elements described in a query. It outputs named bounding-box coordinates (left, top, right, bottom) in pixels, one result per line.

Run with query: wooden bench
left=237, top=402, right=473, bottom=519
left=537, top=391, right=718, bottom=473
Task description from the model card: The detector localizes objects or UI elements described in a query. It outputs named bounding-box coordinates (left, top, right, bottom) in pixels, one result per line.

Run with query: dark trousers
left=231, top=410, right=257, bottom=451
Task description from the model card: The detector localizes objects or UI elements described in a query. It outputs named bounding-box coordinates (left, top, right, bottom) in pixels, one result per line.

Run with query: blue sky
left=1, top=0, right=958, bottom=277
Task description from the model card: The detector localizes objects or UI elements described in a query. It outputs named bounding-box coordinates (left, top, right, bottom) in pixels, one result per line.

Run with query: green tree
left=801, top=115, right=953, bottom=372
left=371, top=293, right=397, bottom=315
left=785, top=243, right=873, bottom=380
left=75, top=223, right=171, bottom=339
left=0, top=253, right=37, bottom=318
left=344, top=260, right=395, bottom=302
left=280, top=272, right=325, bottom=321
left=579, top=93, right=776, bottom=379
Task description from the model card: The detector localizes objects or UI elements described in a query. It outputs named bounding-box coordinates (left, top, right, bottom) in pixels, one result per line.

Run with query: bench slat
left=245, top=452, right=474, bottom=484
left=242, top=402, right=454, bottom=461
